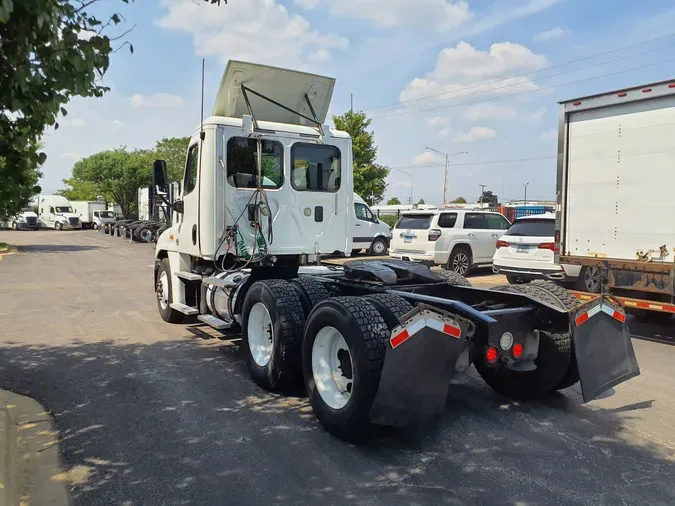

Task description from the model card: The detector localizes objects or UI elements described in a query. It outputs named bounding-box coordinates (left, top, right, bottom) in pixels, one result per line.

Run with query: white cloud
left=297, top=0, right=472, bottom=32
left=309, top=49, right=331, bottom=62
left=60, top=152, right=84, bottom=161
left=157, top=0, right=348, bottom=69
left=438, top=128, right=450, bottom=137
left=112, top=120, right=125, bottom=130
left=526, top=107, right=547, bottom=125
left=464, top=0, right=566, bottom=37
left=539, top=129, right=557, bottom=141
left=63, top=117, right=88, bottom=128
left=130, top=93, right=183, bottom=109
left=533, top=27, right=567, bottom=42
left=464, top=104, right=516, bottom=121
left=454, top=126, right=497, bottom=142
left=399, top=41, right=547, bottom=106
left=411, top=151, right=441, bottom=166
left=427, top=116, right=450, bottom=127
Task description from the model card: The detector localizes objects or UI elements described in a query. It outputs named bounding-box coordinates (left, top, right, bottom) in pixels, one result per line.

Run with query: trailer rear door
left=564, top=93, right=675, bottom=261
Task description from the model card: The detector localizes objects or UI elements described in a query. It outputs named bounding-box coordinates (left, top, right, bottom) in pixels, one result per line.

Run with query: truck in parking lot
left=3, top=208, right=40, bottom=230
left=555, top=79, right=675, bottom=318
left=71, top=200, right=112, bottom=229
left=151, top=60, right=641, bottom=442
left=38, top=195, right=82, bottom=230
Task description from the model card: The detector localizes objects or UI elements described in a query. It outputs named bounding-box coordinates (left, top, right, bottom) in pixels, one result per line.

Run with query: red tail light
left=554, top=229, right=561, bottom=253
left=496, top=240, right=509, bottom=249
left=512, top=343, right=524, bottom=359
left=486, top=346, right=499, bottom=364
left=538, top=242, right=555, bottom=251
left=428, top=229, right=441, bottom=241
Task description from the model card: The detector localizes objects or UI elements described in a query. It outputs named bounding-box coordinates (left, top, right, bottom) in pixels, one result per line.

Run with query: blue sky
left=42, top=0, right=675, bottom=205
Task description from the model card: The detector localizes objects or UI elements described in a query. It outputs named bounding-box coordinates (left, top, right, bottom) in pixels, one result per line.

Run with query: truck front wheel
left=241, top=280, right=306, bottom=392
left=302, top=297, right=389, bottom=443
left=156, top=258, right=184, bottom=324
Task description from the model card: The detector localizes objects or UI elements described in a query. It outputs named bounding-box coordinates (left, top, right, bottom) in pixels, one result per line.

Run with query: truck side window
left=355, top=203, right=375, bottom=222
left=226, top=137, right=283, bottom=189
left=463, top=213, right=489, bottom=229
left=184, top=144, right=199, bottom=196
left=291, top=143, right=341, bottom=192
left=438, top=212, right=457, bottom=228
left=487, top=213, right=510, bottom=230
left=49, top=207, right=54, bottom=214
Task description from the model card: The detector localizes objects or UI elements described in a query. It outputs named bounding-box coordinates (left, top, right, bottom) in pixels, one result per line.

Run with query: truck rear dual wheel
left=474, top=281, right=577, bottom=399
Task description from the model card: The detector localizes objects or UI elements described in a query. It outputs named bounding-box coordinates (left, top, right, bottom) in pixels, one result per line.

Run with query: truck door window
left=438, top=212, right=457, bottom=228
left=226, top=137, right=283, bottom=189
left=487, top=213, right=510, bottom=230
left=463, top=213, right=489, bottom=229
left=49, top=207, right=54, bottom=214
left=183, top=144, right=199, bottom=196
left=291, top=143, right=341, bottom=192
left=355, top=203, right=375, bottom=222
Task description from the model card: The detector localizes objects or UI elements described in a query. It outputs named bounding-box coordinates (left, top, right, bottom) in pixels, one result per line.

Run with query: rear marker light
left=643, top=88, right=652, bottom=93
left=512, top=343, right=524, bottom=359
left=486, top=346, right=499, bottom=364
left=573, top=101, right=581, bottom=106
left=617, top=92, right=627, bottom=97
left=669, top=83, right=675, bottom=88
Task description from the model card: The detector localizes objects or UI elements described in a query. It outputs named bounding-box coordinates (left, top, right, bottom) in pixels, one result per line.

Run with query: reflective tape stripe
left=575, top=304, right=602, bottom=327
left=390, top=317, right=462, bottom=348
left=571, top=291, right=675, bottom=313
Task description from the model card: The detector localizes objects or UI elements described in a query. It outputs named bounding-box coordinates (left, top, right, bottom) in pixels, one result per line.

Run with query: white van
left=352, top=193, right=391, bottom=255
left=38, top=195, right=82, bottom=230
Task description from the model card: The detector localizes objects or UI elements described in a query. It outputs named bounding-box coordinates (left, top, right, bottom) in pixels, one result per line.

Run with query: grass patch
left=0, top=243, right=6, bottom=249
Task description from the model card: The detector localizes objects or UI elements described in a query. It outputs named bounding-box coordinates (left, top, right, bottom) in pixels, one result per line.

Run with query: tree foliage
left=155, top=137, right=190, bottom=182
left=450, top=196, right=467, bottom=204
left=479, top=190, right=498, bottom=206
left=417, top=198, right=426, bottom=205
left=332, top=111, right=389, bottom=204
left=387, top=197, right=401, bottom=205
left=0, top=0, right=223, bottom=219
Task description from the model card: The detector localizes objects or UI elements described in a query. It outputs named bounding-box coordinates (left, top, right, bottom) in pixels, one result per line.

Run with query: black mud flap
left=570, top=295, right=640, bottom=403
left=369, top=305, right=473, bottom=428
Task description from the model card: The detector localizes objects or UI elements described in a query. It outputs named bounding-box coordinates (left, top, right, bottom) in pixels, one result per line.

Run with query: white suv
left=390, top=209, right=511, bottom=275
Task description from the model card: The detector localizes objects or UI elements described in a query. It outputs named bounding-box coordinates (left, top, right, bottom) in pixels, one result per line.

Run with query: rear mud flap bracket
left=369, top=305, right=473, bottom=428
left=570, top=295, right=640, bottom=403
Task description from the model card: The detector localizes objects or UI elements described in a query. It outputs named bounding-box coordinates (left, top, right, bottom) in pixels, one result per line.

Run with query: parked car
left=492, top=213, right=584, bottom=286
left=390, top=209, right=511, bottom=275
left=352, top=193, right=391, bottom=255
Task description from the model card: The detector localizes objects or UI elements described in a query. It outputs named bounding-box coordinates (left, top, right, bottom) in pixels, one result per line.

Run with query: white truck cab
left=352, top=193, right=391, bottom=255
left=38, top=195, right=82, bottom=230
left=7, top=208, right=40, bottom=230
left=92, top=209, right=116, bottom=229
left=71, top=201, right=110, bottom=229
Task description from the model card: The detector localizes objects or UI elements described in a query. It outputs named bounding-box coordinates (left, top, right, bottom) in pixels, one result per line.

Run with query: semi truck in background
left=38, top=195, right=82, bottom=230
left=70, top=200, right=115, bottom=229
left=555, top=79, right=675, bottom=320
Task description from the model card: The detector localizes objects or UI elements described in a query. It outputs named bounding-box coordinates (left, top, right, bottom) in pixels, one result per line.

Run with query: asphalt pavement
left=0, top=229, right=674, bottom=505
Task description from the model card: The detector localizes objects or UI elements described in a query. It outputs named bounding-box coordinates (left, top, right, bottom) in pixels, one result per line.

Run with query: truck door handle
left=468, top=233, right=475, bottom=237
left=192, top=225, right=197, bottom=245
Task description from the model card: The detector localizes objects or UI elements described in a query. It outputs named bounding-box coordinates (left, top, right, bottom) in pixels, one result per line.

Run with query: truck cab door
left=175, top=141, right=202, bottom=256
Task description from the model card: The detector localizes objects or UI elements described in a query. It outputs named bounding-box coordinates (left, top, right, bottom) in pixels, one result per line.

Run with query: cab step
left=198, top=314, right=233, bottom=330
left=176, top=271, right=202, bottom=281
left=170, top=303, right=199, bottom=315
left=202, top=277, right=239, bottom=289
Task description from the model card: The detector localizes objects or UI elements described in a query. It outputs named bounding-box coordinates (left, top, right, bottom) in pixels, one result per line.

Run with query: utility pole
left=523, top=183, right=529, bottom=206
left=425, top=147, right=467, bottom=207
left=350, top=93, right=353, bottom=113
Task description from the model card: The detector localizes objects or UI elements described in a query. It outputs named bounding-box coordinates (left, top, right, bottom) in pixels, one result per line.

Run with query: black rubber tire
left=302, top=297, right=389, bottom=443
left=241, top=279, right=306, bottom=392
left=506, top=275, right=526, bottom=285
left=369, top=237, right=388, bottom=256
left=575, top=266, right=602, bottom=294
left=55, top=222, right=62, bottom=230
left=474, top=282, right=572, bottom=400
left=364, top=293, right=414, bottom=330
left=446, top=245, right=472, bottom=276
left=291, top=277, right=338, bottom=316
left=11, top=221, right=17, bottom=230
left=156, top=258, right=184, bottom=324
left=434, top=269, right=472, bottom=287
left=137, top=227, right=154, bottom=243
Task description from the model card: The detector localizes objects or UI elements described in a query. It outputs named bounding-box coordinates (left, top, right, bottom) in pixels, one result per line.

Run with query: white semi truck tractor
left=152, top=60, right=641, bottom=443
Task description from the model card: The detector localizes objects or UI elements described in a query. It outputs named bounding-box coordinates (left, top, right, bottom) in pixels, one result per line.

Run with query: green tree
left=68, top=147, right=153, bottom=218
left=154, top=137, right=190, bottom=182
left=332, top=110, right=389, bottom=204
left=417, top=198, right=426, bottom=205
left=57, top=179, right=100, bottom=201
left=450, top=196, right=467, bottom=204
left=387, top=197, right=401, bottom=205
left=0, top=0, right=223, bottom=220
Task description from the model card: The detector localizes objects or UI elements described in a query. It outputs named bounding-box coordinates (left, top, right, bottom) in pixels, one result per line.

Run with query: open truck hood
left=212, top=60, right=336, bottom=126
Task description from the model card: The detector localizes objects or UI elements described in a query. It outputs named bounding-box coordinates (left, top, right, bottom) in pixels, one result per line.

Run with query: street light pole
left=425, top=147, right=467, bottom=207
left=392, top=168, right=414, bottom=205
left=523, top=183, right=529, bottom=206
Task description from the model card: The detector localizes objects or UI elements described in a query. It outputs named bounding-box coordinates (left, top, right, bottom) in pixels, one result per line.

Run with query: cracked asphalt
left=0, top=229, right=674, bottom=505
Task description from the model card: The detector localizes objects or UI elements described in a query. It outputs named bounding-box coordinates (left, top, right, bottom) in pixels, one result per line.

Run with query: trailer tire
left=291, top=277, right=338, bottom=316
left=241, top=279, right=306, bottom=392
left=156, top=258, right=184, bottom=324
left=303, top=297, right=389, bottom=443
left=527, top=280, right=581, bottom=390
left=364, top=293, right=414, bottom=330
left=474, top=282, right=572, bottom=400
left=434, top=270, right=472, bottom=287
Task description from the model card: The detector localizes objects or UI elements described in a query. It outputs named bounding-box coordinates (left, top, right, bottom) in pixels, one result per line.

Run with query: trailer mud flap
left=570, top=296, right=640, bottom=403
left=369, top=305, right=473, bottom=428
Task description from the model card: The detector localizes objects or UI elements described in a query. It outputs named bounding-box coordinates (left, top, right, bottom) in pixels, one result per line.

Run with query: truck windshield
left=291, top=143, right=341, bottom=192
left=395, top=215, right=433, bottom=230
left=55, top=206, right=72, bottom=213
left=506, top=218, right=555, bottom=237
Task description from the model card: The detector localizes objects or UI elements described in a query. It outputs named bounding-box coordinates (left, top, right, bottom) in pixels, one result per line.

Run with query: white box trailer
left=70, top=200, right=112, bottom=229
left=555, top=79, right=675, bottom=316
